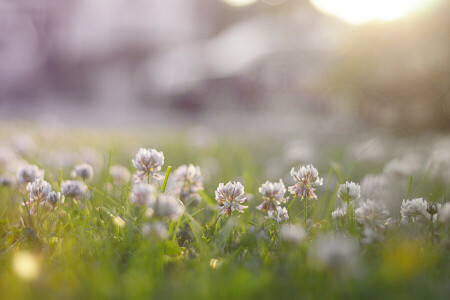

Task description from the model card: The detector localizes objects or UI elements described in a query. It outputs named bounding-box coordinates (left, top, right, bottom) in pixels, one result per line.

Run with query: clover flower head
left=155, top=194, right=185, bottom=221
left=268, top=206, right=289, bottom=223
left=256, top=179, right=288, bottom=212
left=279, top=224, right=306, bottom=244
left=27, top=179, right=52, bottom=202
left=312, top=233, right=359, bottom=270
left=355, top=199, right=391, bottom=230
left=109, top=165, right=131, bottom=184
left=61, top=180, right=86, bottom=200
left=438, top=203, right=450, bottom=223
left=17, top=165, right=44, bottom=184
left=400, top=198, right=431, bottom=223
left=215, top=181, right=248, bottom=216
left=71, top=163, right=94, bottom=181
left=132, top=148, right=164, bottom=180
left=331, top=207, right=346, bottom=220
left=129, top=183, right=156, bottom=207
left=142, top=222, right=168, bottom=240
left=337, top=181, right=361, bottom=202
left=46, top=191, right=64, bottom=207
left=169, top=164, right=203, bottom=204
left=360, top=174, right=389, bottom=201
left=288, top=164, right=323, bottom=199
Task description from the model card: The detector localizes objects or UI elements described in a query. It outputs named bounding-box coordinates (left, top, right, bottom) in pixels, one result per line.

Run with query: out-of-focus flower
left=12, top=251, right=40, bottom=281
left=142, top=222, right=168, bottom=240
left=0, top=174, right=16, bottom=186
left=80, top=147, right=104, bottom=172
left=288, top=164, right=323, bottom=199
left=109, top=165, right=131, bottom=184
left=71, top=163, right=94, bottom=181
left=256, top=179, right=288, bottom=212
left=27, top=178, right=52, bottom=202
left=337, top=181, right=360, bottom=202
left=427, top=140, right=450, bottom=184
left=129, top=183, right=156, bottom=207
left=46, top=191, right=64, bottom=207
left=279, top=224, right=306, bottom=244
left=361, top=226, right=384, bottom=245
left=11, top=134, right=36, bottom=157
left=154, top=194, right=185, bottom=221
left=268, top=206, right=289, bottom=223
left=331, top=207, right=346, bottom=220
left=400, top=198, right=432, bottom=223
left=0, top=146, right=19, bottom=172
left=215, top=181, right=248, bottom=216
left=17, top=165, right=44, bottom=184
left=312, top=233, right=359, bottom=270
left=349, top=138, right=386, bottom=164
left=360, top=174, right=388, bottom=201
left=355, top=199, right=391, bottom=230
left=168, top=164, right=203, bottom=204
left=132, top=148, right=164, bottom=181
left=438, top=203, right=450, bottom=223
left=383, top=154, right=422, bottom=180
left=61, top=180, right=86, bottom=200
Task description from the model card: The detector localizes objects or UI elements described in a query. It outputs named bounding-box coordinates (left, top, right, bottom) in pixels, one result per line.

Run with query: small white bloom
left=168, top=164, right=203, bottom=204
left=155, top=194, right=185, bottom=221
left=268, top=206, right=289, bottom=223
left=331, top=207, right=346, bottom=220
left=400, top=198, right=431, bottom=223
left=438, top=202, right=450, bottom=224
left=383, top=154, right=421, bottom=180
left=256, top=179, right=288, bottom=212
left=46, top=191, right=64, bottom=207
left=360, top=174, right=388, bottom=201
left=337, top=181, right=360, bottom=202
left=279, top=224, right=306, bottom=244
left=17, top=165, right=44, bottom=184
left=355, top=199, right=391, bottom=230
left=71, top=163, right=94, bottom=181
left=288, top=164, right=323, bottom=199
left=129, top=183, right=156, bottom=207
left=312, top=233, right=359, bottom=270
left=109, top=165, right=131, bottom=184
left=215, top=181, right=248, bottom=216
left=142, top=222, right=168, bottom=240
left=132, top=148, right=164, bottom=181
left=27, top=179, right=52, bottom=202
left=61, top=180, right=86, bottom=199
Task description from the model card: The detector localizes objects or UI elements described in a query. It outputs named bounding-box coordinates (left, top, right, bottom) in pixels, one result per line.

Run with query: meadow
left=0, top=126, right=449, bottom=299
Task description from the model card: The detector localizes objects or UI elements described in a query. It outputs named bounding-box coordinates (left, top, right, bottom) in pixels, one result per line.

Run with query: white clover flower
left=27, top=179, right=52, bottom=202
left=288, top=164, right=323, bottom=199
left=129, top=183, right=156, bottom=207
left=427, top=145, right=450, bottom=184
left=17, top=165, right=45, bottom=184
left=355, top=199, right=391, bottom=230
left=400, top=198, right=431, bottom=223
left=438, top=203, right=450, bottom=223
left=256, top=179, right=288, bottom=212
left=361, top=226, right=384, bottom=245
left=61, top=180, right=86, bottom=200
left=268, top=206, right=289, bottom=223
left=132, top=148, right=164, bottom=181
left=155, top=194, right=185, bottom=221
left=331, top=207, right=346, bottom=220
left=109, top=165, right=131, bottom=184
left=215, top=181, right=248, bottom=216
left=337, top=181, right=361, bottom=202
left=312, top=233, right=359, bottom=270
left=71, top=163, right=94, bottom=181
left=142, top=222, right=168, bottom=240
left=45, top=191, right=64, bottom=207
left=279, top=224, right=306, bottom=244
left=168, top=164, right=203, bottom=204
left=360, top=174, right=389, bottom=201
left=383, top=154, right=421, bottom=180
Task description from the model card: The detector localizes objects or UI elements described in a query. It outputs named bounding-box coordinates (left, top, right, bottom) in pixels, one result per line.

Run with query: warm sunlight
left=222, top=0, right=259, bottom=7
left=310, top=0, right=436, bottom=24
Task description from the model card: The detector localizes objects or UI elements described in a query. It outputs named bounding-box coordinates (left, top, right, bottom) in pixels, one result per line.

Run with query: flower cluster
left=337, top=181, right=360, bottom=202
left=132, top=148, right=164, bottom=182
left=256, top=180, right=289, bottom=223
left=168, top=164, right=204, bottom=204
left=215, top=181, right=248, bottom=216
left=288, top=164, right=323, bottom=200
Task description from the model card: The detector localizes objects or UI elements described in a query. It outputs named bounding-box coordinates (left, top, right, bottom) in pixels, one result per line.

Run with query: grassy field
left=0, top=127, right=449, bottom=299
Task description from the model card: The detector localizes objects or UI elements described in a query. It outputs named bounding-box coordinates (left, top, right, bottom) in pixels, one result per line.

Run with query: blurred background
left=0, top=0, right=449, bottom=134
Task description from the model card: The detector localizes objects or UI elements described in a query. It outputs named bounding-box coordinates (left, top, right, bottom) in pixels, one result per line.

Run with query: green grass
left=0, top=132, right=449, bottom=300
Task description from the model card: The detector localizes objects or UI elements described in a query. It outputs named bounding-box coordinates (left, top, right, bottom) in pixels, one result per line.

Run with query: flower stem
left=161, top=166, right=172, bottom=193
left=304, top=198, right=308, bottom=229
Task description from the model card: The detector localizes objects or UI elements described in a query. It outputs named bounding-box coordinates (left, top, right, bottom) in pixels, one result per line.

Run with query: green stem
left=304, top=198, right=308, bottom=229
left=161, top=166, right=172, bottom=193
